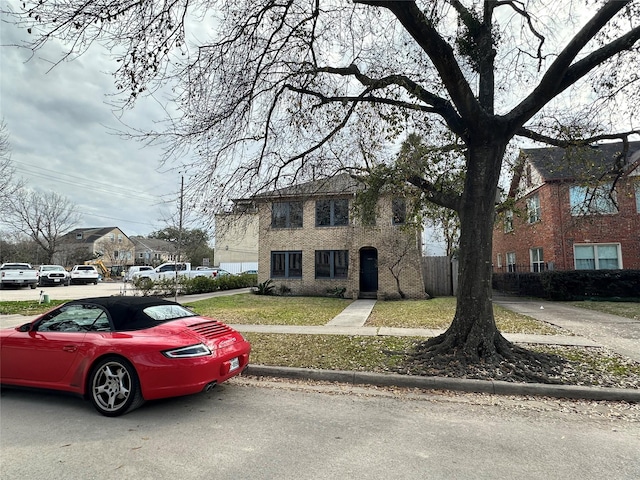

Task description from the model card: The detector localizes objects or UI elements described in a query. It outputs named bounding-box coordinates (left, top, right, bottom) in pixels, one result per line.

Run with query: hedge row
left=492, top=270, right=640, bottom=301
left=133, top=273, right=258, bottom=297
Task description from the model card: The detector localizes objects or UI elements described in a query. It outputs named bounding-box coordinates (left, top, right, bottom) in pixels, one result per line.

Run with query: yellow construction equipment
left=84, top=259, right=110, bottom=278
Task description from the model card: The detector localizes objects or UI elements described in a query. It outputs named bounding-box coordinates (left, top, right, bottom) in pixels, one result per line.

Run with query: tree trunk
left=423, top=142, right=511, bottom=360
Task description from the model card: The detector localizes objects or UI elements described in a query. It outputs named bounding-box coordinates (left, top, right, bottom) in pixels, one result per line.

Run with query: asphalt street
left=1, top=377, right=639, bottom=480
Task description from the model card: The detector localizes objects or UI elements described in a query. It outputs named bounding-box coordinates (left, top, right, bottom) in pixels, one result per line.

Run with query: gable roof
left=253, top=173, right=364, bottom=200
left=61, top=227, right=124, bottom=244
left=521, top=141, right=640, bottom=182
left=130, top=236, right=176, bottom=252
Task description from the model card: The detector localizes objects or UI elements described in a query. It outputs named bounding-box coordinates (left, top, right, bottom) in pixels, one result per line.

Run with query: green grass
left=0, top=300, right=66, bottom=316
left=186, top=294, right=353, bottom=326
left=567, top=301, right=640, bottom=320
left=366, top=297, right=564, bottom=335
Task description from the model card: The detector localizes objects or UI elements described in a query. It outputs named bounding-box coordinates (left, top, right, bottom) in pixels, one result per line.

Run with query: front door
left=359, top=248, right=378, bottom=296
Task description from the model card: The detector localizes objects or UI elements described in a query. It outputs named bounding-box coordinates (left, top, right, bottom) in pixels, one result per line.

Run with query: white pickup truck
left=131, top=262, right=216, bottom=282
left=0, top=263, right=39, bottom=289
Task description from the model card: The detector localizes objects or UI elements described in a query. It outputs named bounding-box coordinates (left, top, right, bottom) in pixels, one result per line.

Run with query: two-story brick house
left=493, top=141, right=640, bottom=272
left=253, top=174, right=426, bottom=299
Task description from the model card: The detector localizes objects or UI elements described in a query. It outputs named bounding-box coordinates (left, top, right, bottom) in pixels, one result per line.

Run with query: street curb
left=246, top=365, right=640, bottom=403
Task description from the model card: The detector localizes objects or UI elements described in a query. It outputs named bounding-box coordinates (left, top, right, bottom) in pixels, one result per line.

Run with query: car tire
left=30, top=283, right=36, bottom=289
left=88, top=357, right=144, bottom=417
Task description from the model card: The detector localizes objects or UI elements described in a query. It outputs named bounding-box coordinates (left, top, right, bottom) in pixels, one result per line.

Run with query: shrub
left=254, top=279, right=275, bottom=295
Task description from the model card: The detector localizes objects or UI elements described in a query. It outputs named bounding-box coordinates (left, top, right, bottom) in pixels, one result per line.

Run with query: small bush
left=254, top=279, right=275, bottom=296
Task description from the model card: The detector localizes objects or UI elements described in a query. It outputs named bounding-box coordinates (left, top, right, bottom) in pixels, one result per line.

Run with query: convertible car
left=0, top=296, right=251, bottom=416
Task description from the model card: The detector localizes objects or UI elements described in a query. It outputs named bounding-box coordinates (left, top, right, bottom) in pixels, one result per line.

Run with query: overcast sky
left=1, top=14, right=185, bottom=238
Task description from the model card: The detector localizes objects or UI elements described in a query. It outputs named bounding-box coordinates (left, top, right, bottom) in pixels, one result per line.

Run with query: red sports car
left=0, top=296, right=251, bottom=416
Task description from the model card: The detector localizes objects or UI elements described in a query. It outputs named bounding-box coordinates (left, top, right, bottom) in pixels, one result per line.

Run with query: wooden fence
left=422, top=256, right=458, bottom=297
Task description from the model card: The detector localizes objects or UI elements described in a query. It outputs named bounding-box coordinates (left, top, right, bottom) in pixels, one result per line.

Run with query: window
left=392, top=198, right=407, bottom=225
left=37, top=304, right=111, bottom=332
left=118, top=234, right=123, bottom=243
left=315, top=250, right=348, bottom=279
left=569, top=184, right=618, bottom=215
left=506, top=252, right=516, bottom=272
left=109, top=233, right=115, bottom=242
left=272, top=201, right=303, bottom=228
left=496, top=253, right=502, bottom=268
left=315, top=199, right=349, bottom=226
left=76, top=233, right=83, bottom=240
left=527, top=194, right=541, bottom=223
left=635, top=182, right=640, bottom=213
left=574, top=244, right=621, bottom=270
left=504, top=210, right=514, bottom=233
left=271, top=251, right=302, bottom=278
left=530, top=248, right=544, bottom=272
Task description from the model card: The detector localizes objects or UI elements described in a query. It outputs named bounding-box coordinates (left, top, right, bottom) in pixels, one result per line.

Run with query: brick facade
left=256, top=177, right=426, bottom=299
left=493, top=143, right=640, bottom=272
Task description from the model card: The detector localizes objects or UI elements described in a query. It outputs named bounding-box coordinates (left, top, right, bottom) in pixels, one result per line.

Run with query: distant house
left=493, top=141, right=640, bottom=272
left=130, top=236, right=177, bottom=266
left=55, top=227, right=135, bottom=271
left=252, top=173, right=426, bottom=299
left=214, top=200, right=259, bottom=274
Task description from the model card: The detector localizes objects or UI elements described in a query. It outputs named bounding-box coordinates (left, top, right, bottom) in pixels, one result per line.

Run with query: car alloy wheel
left=89, top=357, right=144, bottom=417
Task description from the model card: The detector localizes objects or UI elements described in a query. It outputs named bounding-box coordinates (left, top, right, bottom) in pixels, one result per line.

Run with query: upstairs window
left=527, top=194, right=541, bottom=223
left=392, top=198, right=407, bottom=225
left=316, top=199, right=349, bottom=227
left=272, top=201, right=303, bottom=228
left=504, top=210, right=514, bottom=233
left=569, top=184, right=617, bottom=215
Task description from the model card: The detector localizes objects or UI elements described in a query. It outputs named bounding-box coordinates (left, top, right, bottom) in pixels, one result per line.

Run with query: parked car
left=196, top=267, right=233, bottom=277
left=0, top=296, right=251, bottom=416
left=123, top=265, right=155, bottom=282
left=130, top=262, right=219, bottom=282
left=0, top=263, right=38, bottom=289
left=37, top=265, right=71, bottom=287
left=70, top=265, right=100, bottom=285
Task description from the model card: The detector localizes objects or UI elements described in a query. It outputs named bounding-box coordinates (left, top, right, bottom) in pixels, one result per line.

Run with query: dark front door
left=359, top=248, right=378, bottom=295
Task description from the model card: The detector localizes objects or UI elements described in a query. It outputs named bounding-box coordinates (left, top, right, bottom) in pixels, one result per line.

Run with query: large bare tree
left=4, top=189, right=82, bottom=264
left=7, top=1, right=639, bottom=378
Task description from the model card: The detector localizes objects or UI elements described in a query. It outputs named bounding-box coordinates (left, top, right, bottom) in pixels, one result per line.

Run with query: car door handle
left=62, top=345, right=78, bottom=353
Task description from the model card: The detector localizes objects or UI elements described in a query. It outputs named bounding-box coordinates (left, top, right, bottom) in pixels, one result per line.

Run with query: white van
left=124, top=266, right=155, bottom=282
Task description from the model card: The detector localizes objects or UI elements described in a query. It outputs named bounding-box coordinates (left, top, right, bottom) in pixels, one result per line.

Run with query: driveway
left=0, top=281, right=133, bottom=302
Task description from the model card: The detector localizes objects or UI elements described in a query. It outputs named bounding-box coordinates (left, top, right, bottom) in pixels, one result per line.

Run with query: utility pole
left=174, top=176, right=184, bottom=302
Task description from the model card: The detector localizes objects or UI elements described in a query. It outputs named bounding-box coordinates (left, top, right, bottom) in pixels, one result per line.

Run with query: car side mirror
left=17, top=322, right=32, bottom=332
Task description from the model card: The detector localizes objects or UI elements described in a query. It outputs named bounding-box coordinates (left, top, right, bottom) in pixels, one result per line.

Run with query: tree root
left=397, top=333, right=571, bottom=384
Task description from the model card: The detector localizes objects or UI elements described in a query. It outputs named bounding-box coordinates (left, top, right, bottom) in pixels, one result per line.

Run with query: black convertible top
left=65, top=296, right=194, bottom=331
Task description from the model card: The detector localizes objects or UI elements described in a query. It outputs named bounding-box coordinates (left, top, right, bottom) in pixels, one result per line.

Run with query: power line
left=13, top=161, right=177, bottom=205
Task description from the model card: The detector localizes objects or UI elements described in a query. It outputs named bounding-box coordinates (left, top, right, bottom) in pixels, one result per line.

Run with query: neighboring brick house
left=130, top=236, right=178, bottom=266
left=55, top=227, right=135, bottom=270
left=493, top=141, right=640, bottom=272
left=253, top=174, right=426, bottom=299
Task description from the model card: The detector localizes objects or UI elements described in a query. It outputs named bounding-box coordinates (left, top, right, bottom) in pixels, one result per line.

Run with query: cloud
left=1, top=15, right=184, bottom=237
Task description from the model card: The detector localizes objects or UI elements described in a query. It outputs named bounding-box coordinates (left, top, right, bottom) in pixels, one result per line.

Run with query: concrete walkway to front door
left=325, top=299, right=377, bottom=327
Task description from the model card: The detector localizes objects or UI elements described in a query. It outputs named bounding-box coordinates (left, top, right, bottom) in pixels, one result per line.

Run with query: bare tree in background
left=7, top=1, right=639, bottom=379
left=5, top=189, right=82, bottom=264
left=0, top=119, right=23, bottom=215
